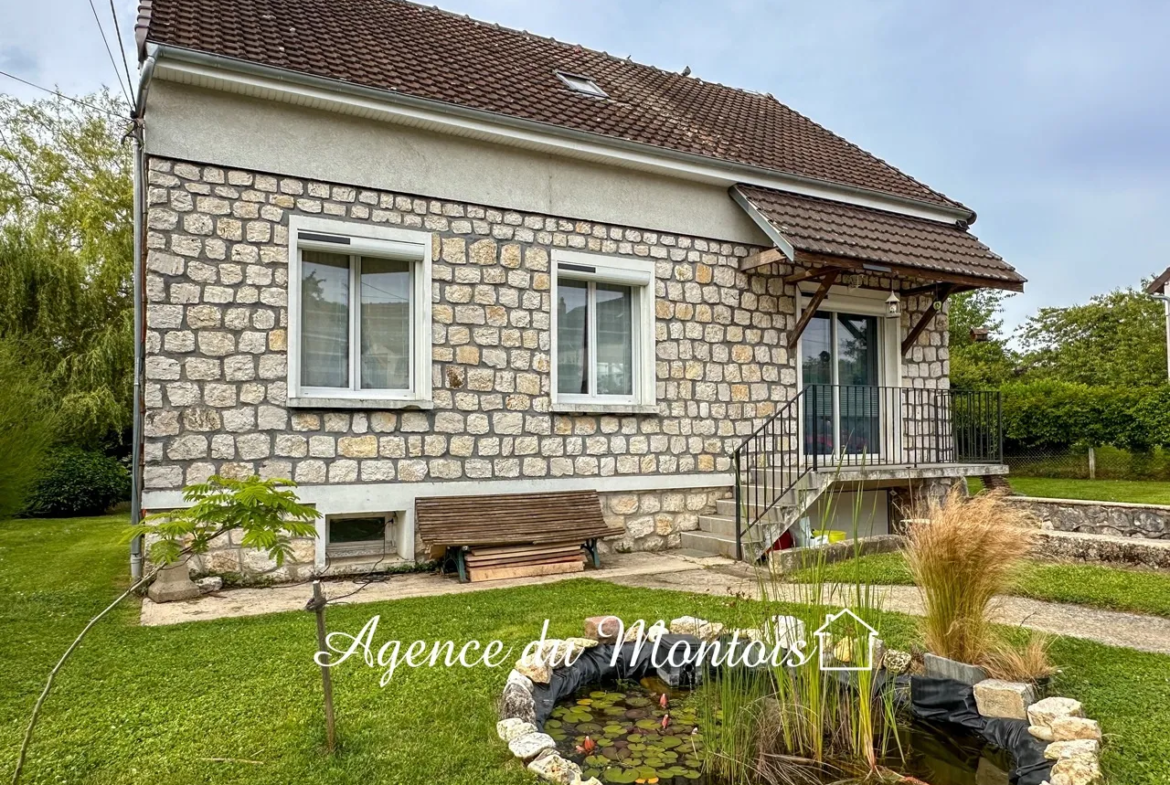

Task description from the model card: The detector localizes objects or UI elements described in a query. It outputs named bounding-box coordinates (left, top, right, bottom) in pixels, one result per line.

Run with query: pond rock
left=516, top=652, right=553, bottom=684
left=1045, top=739, right=1100, bottom=761
left=1049, top=752, right=1103, bottom=785
left=767, top=615, right=806, bottom=648
left=974, top=678, right=1035, bottom=720
left=1028, top=724, right=1055, bottom=742
left=507, top=668, right=535, bottom=693
left=497, top=718, right=537, bottom=742
left=1028, top=696, right=1084, bottom=728
left=527, top=750, right=583, bottom=784
left=502, top=682, right=537, bottom=723
left=924, top=653, right=988, bottom=685
left=669, top=616, right=724, bottom=642
left=509, top=731, right=557, bottom=761
left=584, top=615, right=625, bottom=642
left=1050, top=716, right=1102, bottom=742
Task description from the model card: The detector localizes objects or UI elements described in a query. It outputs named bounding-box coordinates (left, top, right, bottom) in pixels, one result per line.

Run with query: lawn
left=971, top=476, right=1170, bottom=505
left=1, top=515, right=1169, bottom=783
left=790, top=551, right=1170, bottom=618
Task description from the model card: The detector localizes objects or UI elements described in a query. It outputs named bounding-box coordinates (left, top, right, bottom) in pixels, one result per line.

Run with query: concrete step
left=720, top=491, right=797, bottom=517
left=697, top=513, right=738, bottom=537
left=679, top=530, right=742, bottom=559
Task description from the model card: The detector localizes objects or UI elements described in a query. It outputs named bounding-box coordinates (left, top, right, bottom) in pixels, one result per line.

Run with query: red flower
left=659, top=693, right=669, bottom=709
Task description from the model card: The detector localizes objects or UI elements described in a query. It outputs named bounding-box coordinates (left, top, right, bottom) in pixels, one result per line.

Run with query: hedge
left=1000, top=380, right=1170, bottom=452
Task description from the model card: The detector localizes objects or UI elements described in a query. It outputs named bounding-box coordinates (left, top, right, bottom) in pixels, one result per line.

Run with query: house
left=128, top=0, right=1024, bottom=581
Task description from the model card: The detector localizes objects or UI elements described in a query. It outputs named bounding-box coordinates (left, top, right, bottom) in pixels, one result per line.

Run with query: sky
left=2, top=0, right=1169, bottom=331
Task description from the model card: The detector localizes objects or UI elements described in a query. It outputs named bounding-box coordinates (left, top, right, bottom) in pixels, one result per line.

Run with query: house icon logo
left=813, top=608, right=879, bottom=672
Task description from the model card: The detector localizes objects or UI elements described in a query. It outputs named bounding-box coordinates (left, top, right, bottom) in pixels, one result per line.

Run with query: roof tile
left=736, top=184, right=1024, bottom=286
left=140, top=0, right=968, bottom=212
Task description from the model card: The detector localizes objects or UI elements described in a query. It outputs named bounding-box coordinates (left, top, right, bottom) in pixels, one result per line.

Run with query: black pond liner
left=530, top=635, right=1054, bottom=785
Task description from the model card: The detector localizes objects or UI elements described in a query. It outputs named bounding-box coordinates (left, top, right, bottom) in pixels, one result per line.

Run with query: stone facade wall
left=598, top=488, right=727, bottom=553
left=1008, top=497, right=1170, bottom=540
left=140, top=155, right=949, bottom=570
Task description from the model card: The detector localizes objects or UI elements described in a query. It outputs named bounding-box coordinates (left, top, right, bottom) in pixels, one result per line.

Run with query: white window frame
left=288, top=216, right=432, bottom=409
left=794, top=287, right=903, bottom=464
left=550, top=250, right=656, bottom=412
left=556, top=71, right=608, bottom=98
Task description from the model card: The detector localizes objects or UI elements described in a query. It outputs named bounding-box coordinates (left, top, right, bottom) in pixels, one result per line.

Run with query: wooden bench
left=415, top=490, right=615, bottom=582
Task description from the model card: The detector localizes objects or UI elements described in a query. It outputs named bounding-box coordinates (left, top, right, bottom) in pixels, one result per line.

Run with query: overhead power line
left=86, top=0, right=133, bottom=105
left=107, top=0, right=137, bottom=103
left=0, top=69, right=127, bottom=119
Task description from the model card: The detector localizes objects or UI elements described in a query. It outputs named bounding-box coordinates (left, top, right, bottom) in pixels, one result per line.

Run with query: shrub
left=903, top=489, right=1036, bottom=665
left=23, top=447, right=129, bottom=518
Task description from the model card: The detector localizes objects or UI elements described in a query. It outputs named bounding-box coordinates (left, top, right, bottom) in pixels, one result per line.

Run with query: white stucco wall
left=804, top=490, right=891, bottom=539
left=143, top=80, right=772, bottom=246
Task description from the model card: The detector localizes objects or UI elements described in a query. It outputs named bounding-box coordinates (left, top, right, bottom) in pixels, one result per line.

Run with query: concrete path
left=605, top=563, right=1170, bottom=656
left=141, top=552, right=1170, bottom=656
left=139, top=550, right=728, bottom=627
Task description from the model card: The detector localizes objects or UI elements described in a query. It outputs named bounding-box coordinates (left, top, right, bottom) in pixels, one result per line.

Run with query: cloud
left=2, top=0, right=1166, bottom=329
left=0, top=45, right=38, bottom=79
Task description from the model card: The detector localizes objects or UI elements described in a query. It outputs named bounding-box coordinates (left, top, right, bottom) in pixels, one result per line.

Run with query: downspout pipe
left=129, top=45, right=158, bottom=582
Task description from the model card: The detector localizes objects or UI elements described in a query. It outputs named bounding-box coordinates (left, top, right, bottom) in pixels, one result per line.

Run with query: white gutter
left=128, top=44, right=158, bottom=582
left=148, top=43, right=975, bottom=227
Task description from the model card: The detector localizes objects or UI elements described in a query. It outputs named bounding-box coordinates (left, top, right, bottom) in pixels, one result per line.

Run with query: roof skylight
left=556, top=71, right=607, bottom=98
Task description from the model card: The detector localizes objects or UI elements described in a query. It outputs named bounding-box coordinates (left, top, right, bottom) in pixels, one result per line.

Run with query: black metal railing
left=732, top=386, right=1002, bottom=560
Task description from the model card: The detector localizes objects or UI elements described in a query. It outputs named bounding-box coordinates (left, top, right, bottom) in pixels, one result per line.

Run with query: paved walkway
left=139, top=550, right=728, bottom=627
left=141, top=552, right=1170, bottom=656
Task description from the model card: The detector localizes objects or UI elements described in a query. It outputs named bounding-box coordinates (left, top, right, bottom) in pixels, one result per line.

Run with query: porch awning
left=731, top=184, right=1026, bottom=292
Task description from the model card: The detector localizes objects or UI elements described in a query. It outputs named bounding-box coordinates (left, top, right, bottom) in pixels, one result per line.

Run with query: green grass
left=2, top=515, right=1169, bottom=783
left=970, top=476, right=1170, bottom=505
left=791, top=551, right=1170, bottom=618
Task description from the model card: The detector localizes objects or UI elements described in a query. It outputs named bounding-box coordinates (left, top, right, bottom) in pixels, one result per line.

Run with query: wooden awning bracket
left=783, top=266, right=845, bottom=285
left=788, top=270, right=839, bottom=351
left=901, top=283, right=956, bottom=355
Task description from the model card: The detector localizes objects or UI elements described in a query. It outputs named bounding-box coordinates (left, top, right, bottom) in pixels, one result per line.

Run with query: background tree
left=0, top=339, right=57, bottom=517
left=1017, top=286, right=1167, bottom=388
left=948, top=289, right=1018, bottom=389
left=0, top=90, right=133, bottom=451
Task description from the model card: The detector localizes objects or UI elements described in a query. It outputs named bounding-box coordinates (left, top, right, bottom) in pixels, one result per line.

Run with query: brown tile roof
left=138, top=0, right=969, bottom=213
left=1146, top=267, right=1170, bottom=295
left=735, top=185, right=1024, bottom=288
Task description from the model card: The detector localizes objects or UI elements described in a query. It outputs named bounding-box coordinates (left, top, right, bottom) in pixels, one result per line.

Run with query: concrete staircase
left=681, top=469, right=831, bottom=560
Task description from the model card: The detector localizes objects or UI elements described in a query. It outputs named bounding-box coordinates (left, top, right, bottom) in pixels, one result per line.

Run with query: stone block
left=496, top=718, right=535, bottom=742
left=583, top=615, right=624, bottom=643
left=1045, top=739, right=1099, bottom=760
left=1050, top=716, right=1102, bottom=742
left=508, top=731, right=555, bottom=761
left=924, top=653, right=988, bottom=686
left=527, top=751, right=583, bottom=785
left=148, top=562, right=201, bottom=603
left=1049, top=752, right=1102, bottom=785
left=973, top=679, right=1035, bottom=720
left=1028, top=696, right=1084, bottom=729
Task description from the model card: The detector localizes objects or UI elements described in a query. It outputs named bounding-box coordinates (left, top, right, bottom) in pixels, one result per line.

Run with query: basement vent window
left=556, top=71, right=607, bottom=98
left=326, top=514, right=397, bottom=559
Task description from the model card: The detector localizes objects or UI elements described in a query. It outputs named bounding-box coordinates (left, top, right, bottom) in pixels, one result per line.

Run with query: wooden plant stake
left=307, top=581, right=336, bottom=752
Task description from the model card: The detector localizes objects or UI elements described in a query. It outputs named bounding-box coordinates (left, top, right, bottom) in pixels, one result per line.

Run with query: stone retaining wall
left=1007, top=496, right=1170, bottom=540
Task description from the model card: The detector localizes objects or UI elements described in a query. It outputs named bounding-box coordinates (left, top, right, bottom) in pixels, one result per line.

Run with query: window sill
left=551, top=401, right=660, bottom=415
left=288, top=396, right=434, bottom=411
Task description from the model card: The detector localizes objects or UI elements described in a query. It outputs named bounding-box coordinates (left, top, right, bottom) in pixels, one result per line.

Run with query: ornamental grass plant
left=903, top=488, right=1037, bottom=667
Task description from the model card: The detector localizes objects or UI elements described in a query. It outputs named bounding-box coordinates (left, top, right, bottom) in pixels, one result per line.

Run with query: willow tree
left=0, top=89, right=133, bottom=450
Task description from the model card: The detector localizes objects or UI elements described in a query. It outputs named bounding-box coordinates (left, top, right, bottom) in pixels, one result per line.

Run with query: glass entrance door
left=801, top=311, right=882, bottom=461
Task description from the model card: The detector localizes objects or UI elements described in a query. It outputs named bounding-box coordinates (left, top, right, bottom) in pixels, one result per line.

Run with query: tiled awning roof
left=733, top=184, right=1025, bottom=290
